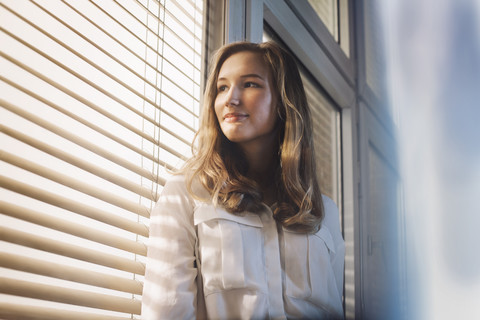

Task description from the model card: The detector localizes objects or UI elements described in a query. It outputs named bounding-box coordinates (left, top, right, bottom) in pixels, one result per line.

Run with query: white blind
left=301, top=71, right=341, bottom=203
left=0, top=0, right=203, bottom=318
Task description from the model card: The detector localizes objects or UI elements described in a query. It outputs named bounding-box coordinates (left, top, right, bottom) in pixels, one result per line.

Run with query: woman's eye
left=245, top=82, right=259, bottom=88
left=218, top=85, right=227, bottom=92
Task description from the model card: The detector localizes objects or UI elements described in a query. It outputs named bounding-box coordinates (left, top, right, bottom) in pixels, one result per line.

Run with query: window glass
left=308, top=0, right=339, bottom=41
left=305, top=0, right=350, bottom=58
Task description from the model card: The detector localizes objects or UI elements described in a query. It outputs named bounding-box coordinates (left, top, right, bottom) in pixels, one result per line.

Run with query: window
left=292, top=0, right=350, bottom=58
left=0, top=0, right=204, bottom=318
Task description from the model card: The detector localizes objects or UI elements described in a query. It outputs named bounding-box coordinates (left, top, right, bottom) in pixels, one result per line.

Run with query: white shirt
left=141, top=175, right=345, bottom=319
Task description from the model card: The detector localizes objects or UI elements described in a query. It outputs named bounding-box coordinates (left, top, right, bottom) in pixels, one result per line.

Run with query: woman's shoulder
left=161, top=173, right=211, bottom=202
left=161, top=173, right=188, bottom=194
left=321, top=195, right=339, bottom=220
left=320, top=195, right=344, bottom=248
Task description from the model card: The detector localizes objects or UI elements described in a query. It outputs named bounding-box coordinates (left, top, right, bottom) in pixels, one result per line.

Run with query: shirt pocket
left=284, top=225, right=338, bottom=305
left=194, top=204, right=266, bottom=296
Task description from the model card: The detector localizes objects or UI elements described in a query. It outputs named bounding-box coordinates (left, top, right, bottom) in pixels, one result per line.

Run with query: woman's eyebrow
left=218, top=73, right=265, bottom=81
left=240, top=73, right=264, bottom=79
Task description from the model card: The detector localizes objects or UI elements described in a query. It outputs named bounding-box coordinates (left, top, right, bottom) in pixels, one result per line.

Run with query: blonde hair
left=181, top=41, right=324, bottom=233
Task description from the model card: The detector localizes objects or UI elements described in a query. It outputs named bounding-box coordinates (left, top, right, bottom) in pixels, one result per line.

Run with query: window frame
left=286, top=0, right=355, bottom=83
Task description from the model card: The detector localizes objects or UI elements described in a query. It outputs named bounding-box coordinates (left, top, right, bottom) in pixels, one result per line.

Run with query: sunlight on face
left=214, top=51, right=278, bottom=152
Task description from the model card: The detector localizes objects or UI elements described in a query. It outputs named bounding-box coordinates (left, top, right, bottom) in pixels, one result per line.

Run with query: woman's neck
left=239, top=139, right=278, bottom=204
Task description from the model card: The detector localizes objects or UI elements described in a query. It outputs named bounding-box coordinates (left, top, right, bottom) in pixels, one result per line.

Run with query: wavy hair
left=181, top=41, right=324, bottom=233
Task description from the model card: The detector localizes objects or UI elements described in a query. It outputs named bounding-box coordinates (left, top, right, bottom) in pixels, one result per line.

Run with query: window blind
left=300, top=70, right=341, bottom=204
left=0, top=0, right=204, bottom=319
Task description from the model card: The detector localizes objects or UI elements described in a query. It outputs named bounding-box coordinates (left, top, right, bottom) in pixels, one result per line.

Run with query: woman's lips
left=223, top=113, right=248, bottom=122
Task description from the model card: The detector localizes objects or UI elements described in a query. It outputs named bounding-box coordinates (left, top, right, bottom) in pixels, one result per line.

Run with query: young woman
left=141, top=41, right=345, bottom=319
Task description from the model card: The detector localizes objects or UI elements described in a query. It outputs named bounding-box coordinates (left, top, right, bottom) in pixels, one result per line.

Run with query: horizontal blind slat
left=0, top=123, right=159, bottom=202
left=169, top=0, right=204, bottom=28
left=1, top=150, right=150, bottom=217
left=0, top=226, right=146, bottom=275
left=114, top=0, right=201, bottom=63
left=0, top=252, right=144, bottom=294
left=135, top=0, right=201, bottom=39
left=0, top=302, right=132, bottom=320
left=0, top=44, right=189, bottom=163
left=0, top=97, right=162, bottom=185
left=32, top=0, right=201, bottom=107
left=0, top=74, right=185, bottom=169
left=0, top=201, right=147, bottom=256
left=1, top=3, right=199, bottom=133
left=0, top=0, right=204, bottom=318
left=1, top=14, right=198, bottom=139
left=0, top=175, right=150, bottom=235
left=88, top=0, right=201, bottom=73
left=0, top=277, right=142, bottom=314
left=148, top=0, right=203, bottom=31
left=59, top=0, right=201, bottom=134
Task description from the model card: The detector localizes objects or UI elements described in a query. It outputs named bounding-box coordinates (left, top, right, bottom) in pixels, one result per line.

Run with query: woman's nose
left=225, top=86, right=240, bottom=106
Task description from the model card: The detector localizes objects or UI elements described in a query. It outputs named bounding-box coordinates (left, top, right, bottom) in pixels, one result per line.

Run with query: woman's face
left=214, top=51, right=278, bottom=151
